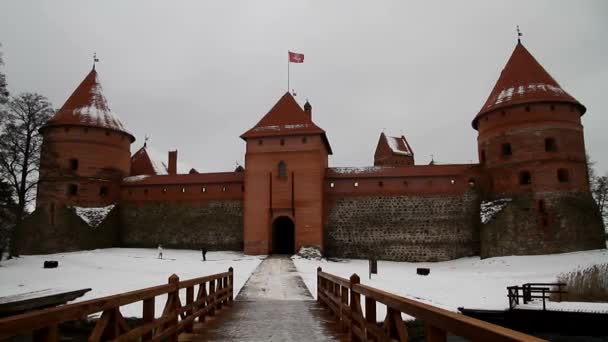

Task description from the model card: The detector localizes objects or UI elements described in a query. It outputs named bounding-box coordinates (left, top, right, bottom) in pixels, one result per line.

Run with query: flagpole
left=287, top=51, right=290, bottom=93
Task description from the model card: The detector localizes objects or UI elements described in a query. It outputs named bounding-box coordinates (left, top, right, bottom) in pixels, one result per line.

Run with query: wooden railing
left=507, top=283, right=567, bottom=310
left=317, top=267, right=545, bottom=342
left=0, top=267, right=233, bottom=341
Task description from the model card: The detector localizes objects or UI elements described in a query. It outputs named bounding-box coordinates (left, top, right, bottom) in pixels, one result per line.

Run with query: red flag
left=289, top=51, right=304, bottom=63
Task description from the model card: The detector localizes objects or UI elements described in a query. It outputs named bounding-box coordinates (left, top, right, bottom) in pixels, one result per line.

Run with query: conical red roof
left=241, top=92, right=332, bottom=153
left=44, top=68, right=134, bottom=141
left=473, top=41, right=585, bottom=129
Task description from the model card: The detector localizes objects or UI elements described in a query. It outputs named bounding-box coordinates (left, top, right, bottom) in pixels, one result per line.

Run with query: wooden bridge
left=0, top=263, right=546, bottom=341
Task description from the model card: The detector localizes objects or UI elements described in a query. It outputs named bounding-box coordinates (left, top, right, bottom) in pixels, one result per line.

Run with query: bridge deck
left=179, top=255, right=343, bottom=341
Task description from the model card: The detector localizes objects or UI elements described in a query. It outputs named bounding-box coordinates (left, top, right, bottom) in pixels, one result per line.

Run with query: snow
left=516, top=300, right=608, bottom=314
left=72, top=204, right=115, bottom=228
left=0, top=248, right=264, bottom=318
left=386, top=136, right=411, bottom=156
left=252, top=124, right=310, bottom=132
left=123, top=175, right=150, bottom=183
left=331, top=166, right=386, bottom=174
left=293, top=249, right=608, bottom=321
left=480, top=198, right=512, bottom=224
left=493, top=83, right=566, bottom=105
left=253, top=125, right=280, bottom=132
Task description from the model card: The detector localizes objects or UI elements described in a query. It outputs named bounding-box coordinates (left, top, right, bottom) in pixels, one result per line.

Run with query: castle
left=14, top=40, right=606, bottom=261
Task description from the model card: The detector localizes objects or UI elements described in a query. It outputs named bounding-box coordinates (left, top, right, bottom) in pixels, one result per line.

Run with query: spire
left=43, top=69, right=135, bottom=141
left=517, top=25, right=522, bottom=44
left=473, top=41, right=585, bottom=129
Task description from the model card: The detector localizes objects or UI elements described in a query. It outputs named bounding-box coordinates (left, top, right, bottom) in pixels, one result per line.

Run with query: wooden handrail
left=317, top=267, right=545, bottom=342
left=0, top=267, right=234, bottom=341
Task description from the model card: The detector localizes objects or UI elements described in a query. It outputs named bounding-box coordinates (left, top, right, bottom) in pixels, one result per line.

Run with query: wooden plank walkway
left=179, top=255, right=343, bottom=341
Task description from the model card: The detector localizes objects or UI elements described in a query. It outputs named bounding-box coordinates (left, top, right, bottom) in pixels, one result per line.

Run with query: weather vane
left=144, top=135, right=150, bottom=147
left=93, top=52, right=100, bottom=70
left=517, top=25, right=522, bottom=43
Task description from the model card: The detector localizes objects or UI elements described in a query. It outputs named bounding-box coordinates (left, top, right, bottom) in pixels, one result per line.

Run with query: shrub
left=555, top=263, right=608, bottom=302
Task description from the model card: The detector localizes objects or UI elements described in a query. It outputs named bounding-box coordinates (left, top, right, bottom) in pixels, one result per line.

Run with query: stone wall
left=120, top=201, right=243, bottom=251
left=480, top=192, right=606, bottom=258
left=324, top=191, right=480, bottom=262
left=13, top=206, right=120, bottom=255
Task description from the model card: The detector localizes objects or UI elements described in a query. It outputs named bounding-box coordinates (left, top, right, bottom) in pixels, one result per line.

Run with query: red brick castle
left=15, top=40, right=606, bottom=260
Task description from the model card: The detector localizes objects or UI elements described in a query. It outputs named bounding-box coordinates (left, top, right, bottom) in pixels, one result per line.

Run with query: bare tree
left=0, top=43, right=8, bottom=105
left=0, top=180, right=16, bottom=261
left=591, top=174, right=608, bottom=230
left=0, top=93, right=53, bottom=220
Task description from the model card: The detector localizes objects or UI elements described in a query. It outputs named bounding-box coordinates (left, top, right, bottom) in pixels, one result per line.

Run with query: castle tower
left=240, top=93, right=332, bottom=255
left=37, top=68, right=134, bottom=211
left=374, top=132, right=414, bottom=166
left=474, top=41, right=605, bottom=256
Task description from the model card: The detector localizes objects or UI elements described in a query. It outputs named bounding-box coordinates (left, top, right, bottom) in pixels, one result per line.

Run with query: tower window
left=67, top=184, right=78, bottom=196
left=278, top=160, right=287, bottom=178
left=525, top=106, right=531, bottom=112
left=181, top=187, right=186, bottom=193
left=519, top=171, right=532, bottom=185
left=202, top=187, right=207, bottom=193
left=280, top=138, right=285, bottom=146
left=481, top=149, right=486, bottom=163
left=144, top=189, right=149, bottom=195
left=302, top=137, right=307, bottom=143
left=258, top=139, right=263, bottom=146
left=468, top=178, right=476, bottom=187
left=222, top=186, right=227, bottom=192
left=99, top=186, right=108, bottom=197
left=378, top=181, right=383, bottom=187
left=329, top=182, right=335, bottom=188
left=502, top=143, right=512, bottom=156
left=545, top=138, right=557, bottom=152
left=162, top=188, right=167, bottom=194
left=354, top=182, right=359, bottom=188
left=557, top=169, right=570, bottom=183
left=105, top=130, right=110, bottom=136
left=69, top=159, right=79, bottom=171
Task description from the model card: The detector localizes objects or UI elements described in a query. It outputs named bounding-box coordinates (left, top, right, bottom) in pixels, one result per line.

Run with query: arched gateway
left=272, top=216, right=295, bottom=254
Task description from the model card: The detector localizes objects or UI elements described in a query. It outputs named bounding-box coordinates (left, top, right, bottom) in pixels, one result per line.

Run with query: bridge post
left=317, top=267, right=322, bottom=305
left=168, top=274, right=179, bottom=342
left=228, top=267, right=234, bottom=305
left=349, top=273, right=361, bottom=342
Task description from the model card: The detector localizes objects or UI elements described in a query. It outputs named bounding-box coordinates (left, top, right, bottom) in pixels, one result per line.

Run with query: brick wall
left=119, top=201, right=243, bottom=250
left=480, top=192, right=606, bottom=258
left=324, top=191, right=480, bottom=262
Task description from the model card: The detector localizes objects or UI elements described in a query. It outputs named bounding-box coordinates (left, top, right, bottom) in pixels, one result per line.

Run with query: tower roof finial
left=93, top=52, right=99, bottom=70
left=517, top=25, right=522, bottom=44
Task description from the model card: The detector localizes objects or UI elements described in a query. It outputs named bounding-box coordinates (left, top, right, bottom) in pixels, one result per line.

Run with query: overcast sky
left=1, top=1, right=607, bottom=174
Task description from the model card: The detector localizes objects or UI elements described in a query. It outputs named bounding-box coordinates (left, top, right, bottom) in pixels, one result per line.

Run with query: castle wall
left=119, top=200, right=243, bottom=251
left=323, top=166, right=482, bottom=261
left=324, top=191, right=480, bottom=262
left=480, top=192, right=606, bottom=258
left=13, top=205, right=120, bottom=255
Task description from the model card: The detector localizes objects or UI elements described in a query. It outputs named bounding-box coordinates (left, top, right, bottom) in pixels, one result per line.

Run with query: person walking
left=158, top=244, right=163, bottom=260
left=201, top=247, right=207, bottom=261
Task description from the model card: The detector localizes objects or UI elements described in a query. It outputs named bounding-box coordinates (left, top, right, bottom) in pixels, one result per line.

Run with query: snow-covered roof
left=130, top=146, right=168, bottom=176
left=473, top=41, right=584, bottom=128
left=241, top=92, right=332, bottom=154
left=386, top=136, right=412, bottom=156
left=44, top=69, right=134, bottom=141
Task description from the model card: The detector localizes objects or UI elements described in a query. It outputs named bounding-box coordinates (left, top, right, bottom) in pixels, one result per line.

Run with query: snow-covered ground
left=0, top=248, right=264, bottom=318
left=293, top=249, right=608, bottom=320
